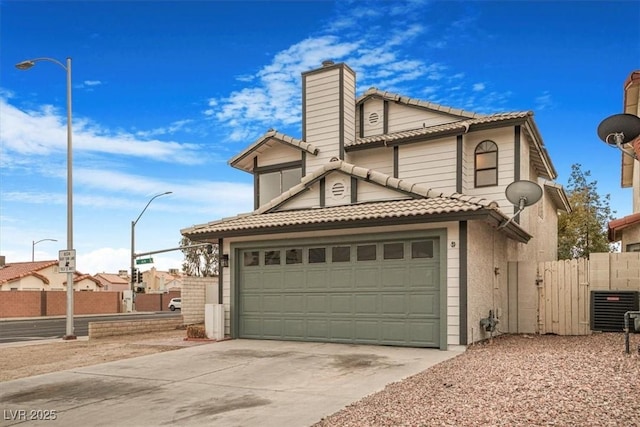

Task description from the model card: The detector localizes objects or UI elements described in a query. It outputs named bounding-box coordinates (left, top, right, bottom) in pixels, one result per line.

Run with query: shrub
left=186, top=324, right=206, bottom=339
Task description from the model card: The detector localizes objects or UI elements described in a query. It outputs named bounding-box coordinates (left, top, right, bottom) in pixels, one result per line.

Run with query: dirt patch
left=0, top=330, right=194, bottom=382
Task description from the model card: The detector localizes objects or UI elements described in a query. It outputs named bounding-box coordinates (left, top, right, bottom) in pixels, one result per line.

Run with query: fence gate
left=537, top=258, right=590, bottom=335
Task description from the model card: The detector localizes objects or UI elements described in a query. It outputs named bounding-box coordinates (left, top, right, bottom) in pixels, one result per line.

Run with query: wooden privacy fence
left=537, top=253, right=640, bottom=336
left=537, top=258, right=590, bottom=336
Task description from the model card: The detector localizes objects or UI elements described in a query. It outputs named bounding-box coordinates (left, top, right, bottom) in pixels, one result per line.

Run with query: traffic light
left=136, top=269, right=143, bottom=283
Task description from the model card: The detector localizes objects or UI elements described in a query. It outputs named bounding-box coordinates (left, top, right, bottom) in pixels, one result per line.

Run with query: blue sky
left=1, top=1, right=638, bottom=275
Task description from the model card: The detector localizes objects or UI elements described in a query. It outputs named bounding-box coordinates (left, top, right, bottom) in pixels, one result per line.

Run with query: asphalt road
left=0, top=312, right=181, bottom=343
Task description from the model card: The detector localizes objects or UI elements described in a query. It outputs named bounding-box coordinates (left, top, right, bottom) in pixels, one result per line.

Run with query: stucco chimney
left=0, top=255, right=5, bottom=267
left=302, top=61, right=356, bottom=173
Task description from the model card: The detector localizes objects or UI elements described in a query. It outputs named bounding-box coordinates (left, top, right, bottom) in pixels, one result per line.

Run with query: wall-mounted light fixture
left=221, top=254, right=229, bottom=268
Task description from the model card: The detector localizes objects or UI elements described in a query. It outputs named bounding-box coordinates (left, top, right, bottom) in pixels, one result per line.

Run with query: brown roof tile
left=0, top=260, right=59, bottom=284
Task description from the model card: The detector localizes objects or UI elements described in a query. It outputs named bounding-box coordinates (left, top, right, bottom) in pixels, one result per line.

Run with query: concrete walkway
left=0, top=339, right=462, bottom=427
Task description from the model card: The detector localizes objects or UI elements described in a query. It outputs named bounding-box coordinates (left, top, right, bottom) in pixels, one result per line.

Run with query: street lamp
left=130, top=191, right=172, bottom=309
left=32, top=238, right=58, bottom=262
left=17, top=57, right=75, bottom=340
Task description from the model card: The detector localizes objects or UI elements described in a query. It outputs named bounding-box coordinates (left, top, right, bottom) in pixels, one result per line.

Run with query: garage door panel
left=241, top=295, right=262, bottom=313
left=263, top=271, right=284, bottom=290
left=263, top=295, right=284, bottom=314
left=409, top=266, right=438, bottom=289
left=381, top=294, right=407, bottom=315
left=330, top=319, right=353, bottom=339
left=409, top=293, right=438, bottom=316
left=329, top=268, right=353, bottom=289
left=329, top=294, right=352, bottom=314
left=381, top=267, right=408, bottom=288
left=355, top=320, right=380, bottom=341
left=307, top=319, right=329, bottom=338
left=242, top=272, right=263, bottom=291
left=354, top=294, right=378, bottom=315
left=262, top=318, right=283, bottom=337
left=283, top=319, right=305, bottom=338
left=307, top=294, right=328, bottom=313
left=241, top=318, right=263, bottom=337
left=306, top=269, right=329, bottom=290
left=283, top=295, right=304, bottom=314
left=238, top=237, right=441, bottom=348
left=354, top=267, right=380, bottom=289
left=284, top=270, right=305, bottom=289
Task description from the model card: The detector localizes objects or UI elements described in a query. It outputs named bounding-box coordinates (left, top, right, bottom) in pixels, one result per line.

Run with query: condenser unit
left=590, top=291, right=640, bottom=332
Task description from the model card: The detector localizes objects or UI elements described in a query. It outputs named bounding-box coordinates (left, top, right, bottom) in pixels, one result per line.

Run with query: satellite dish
left=505, top=180, right=543, bottom=210
left=499, top=180, right=543, bottom=229
left=597, top=113, right=640, bottom=145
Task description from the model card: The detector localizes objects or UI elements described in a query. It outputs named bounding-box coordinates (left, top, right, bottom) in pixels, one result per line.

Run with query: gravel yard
left=314, top=333, right=640, bottom=427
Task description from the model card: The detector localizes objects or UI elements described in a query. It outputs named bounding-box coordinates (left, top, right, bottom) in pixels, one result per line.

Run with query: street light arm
left=34, top=238, right=58, bottom=245
left=16, top=57, right=68, bottom=71
left=133, top=191, right=173, bottom=226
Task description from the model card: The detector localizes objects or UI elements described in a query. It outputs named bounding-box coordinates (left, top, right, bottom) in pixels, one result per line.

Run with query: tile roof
left=255, top=159, right=496, bottom=215
left=357, top=88, right=484, bottom=119
left=0, top=260, right=58, bottom=284
left=183, top=197, right=498, bottom=238
left=229, top=129, right=318, bottom=172
left=608, top=212, right=640, bottom=242
left=348, top=112, right=533, bottom=148
left=180, top=159, right=536, bottom=241
left=94, top=273, right=129, bottom=285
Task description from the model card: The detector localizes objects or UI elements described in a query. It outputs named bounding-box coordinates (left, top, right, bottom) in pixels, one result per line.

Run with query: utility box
left=590, top=291, right=639, bottom=332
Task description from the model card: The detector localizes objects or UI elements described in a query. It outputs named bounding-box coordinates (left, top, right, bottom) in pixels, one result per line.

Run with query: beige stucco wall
left=621, top=223, right=640, bottom=250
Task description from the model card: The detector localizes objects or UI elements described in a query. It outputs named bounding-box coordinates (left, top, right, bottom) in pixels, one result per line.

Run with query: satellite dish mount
left=597, top=113, right=640, bottom=160
left=498, top=180, right=543, bottom=229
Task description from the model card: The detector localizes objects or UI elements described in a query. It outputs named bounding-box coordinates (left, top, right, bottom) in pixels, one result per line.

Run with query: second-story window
left=258, top=167, right=302, bottom=205
left=475, top=140, right=498, bottom=187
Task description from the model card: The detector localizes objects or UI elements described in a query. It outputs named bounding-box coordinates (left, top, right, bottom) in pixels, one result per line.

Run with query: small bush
left=186, top=324, right=206, bottom=339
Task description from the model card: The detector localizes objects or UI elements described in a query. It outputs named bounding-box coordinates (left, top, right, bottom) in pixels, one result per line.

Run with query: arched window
left=475, top=140, right=498, bottom=187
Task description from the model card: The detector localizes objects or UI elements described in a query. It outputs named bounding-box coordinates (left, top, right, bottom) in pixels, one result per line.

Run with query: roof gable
left=357, top=88, right=482, bottom=119
left=0, top=260, right=58, bottom=284
left=256, top=159, right=497, bottom=215
left=229, top=129, right=318, bottom=173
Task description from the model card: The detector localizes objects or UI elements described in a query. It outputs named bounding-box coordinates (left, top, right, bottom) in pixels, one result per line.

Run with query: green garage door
left=237, top=237, right=441, bottom=348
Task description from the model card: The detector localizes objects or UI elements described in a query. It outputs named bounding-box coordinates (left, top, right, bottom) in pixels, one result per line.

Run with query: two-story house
left=608, top=70, right=640, bottom=251
left=181, top=61, right=570, bottom=350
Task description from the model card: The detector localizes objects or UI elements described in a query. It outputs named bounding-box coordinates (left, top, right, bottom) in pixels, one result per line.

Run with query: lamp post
left=16, top=57, right=75, bottom=340
left=130, top=191, right=172, bottom=309
left=32, top=238, right=58, bottom=262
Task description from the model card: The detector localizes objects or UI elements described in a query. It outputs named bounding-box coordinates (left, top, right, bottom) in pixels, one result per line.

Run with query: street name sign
left=136, top=257, right=154, bottom=265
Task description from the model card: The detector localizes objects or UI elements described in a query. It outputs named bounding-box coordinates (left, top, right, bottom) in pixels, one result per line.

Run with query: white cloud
left=473, top=83, right=486, bottom=91
left=0, top=97, right=208, bottom=165
left=535, top=91, right=554, bottom=111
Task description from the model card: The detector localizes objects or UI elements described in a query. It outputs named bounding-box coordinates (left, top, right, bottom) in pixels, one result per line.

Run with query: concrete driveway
left=0, top=339, right=462, bottom=427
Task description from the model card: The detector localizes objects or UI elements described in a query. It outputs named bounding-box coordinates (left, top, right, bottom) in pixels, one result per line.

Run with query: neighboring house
left=142, top=267, right=183, bottom=293
left=181, top=61, right=570, bottom=350
left=608, top=70, right=640, bottom=252
left=0, top=258, right=102, bottom=291
left=93, top=270, right=131, bottom=292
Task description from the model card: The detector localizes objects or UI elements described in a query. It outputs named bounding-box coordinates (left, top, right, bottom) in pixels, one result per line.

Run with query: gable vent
left=331, top=182, right=346, bottom=199
left=368, top=112, right=379, bottom=125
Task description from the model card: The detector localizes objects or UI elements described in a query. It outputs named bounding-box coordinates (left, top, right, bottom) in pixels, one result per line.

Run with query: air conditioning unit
left=591, top=291, right=640, bottom=332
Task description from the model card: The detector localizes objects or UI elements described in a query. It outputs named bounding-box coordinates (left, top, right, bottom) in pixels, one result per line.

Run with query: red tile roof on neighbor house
left=608, top=212, right=640, bottom=242
left=0, top=260, right=102, bottom=287
left=0, top=260, right=59, bottom=284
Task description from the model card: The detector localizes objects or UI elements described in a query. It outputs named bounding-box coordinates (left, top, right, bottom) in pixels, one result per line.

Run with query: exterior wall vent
left=331, top=181, right=346, bottom=199
left=368, top=112, right=379, bottom=125
left=590, top=290, right=640, bottom=332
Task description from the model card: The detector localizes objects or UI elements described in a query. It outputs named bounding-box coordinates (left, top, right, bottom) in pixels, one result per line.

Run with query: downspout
left=218, top=238, right=223, bottom=305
